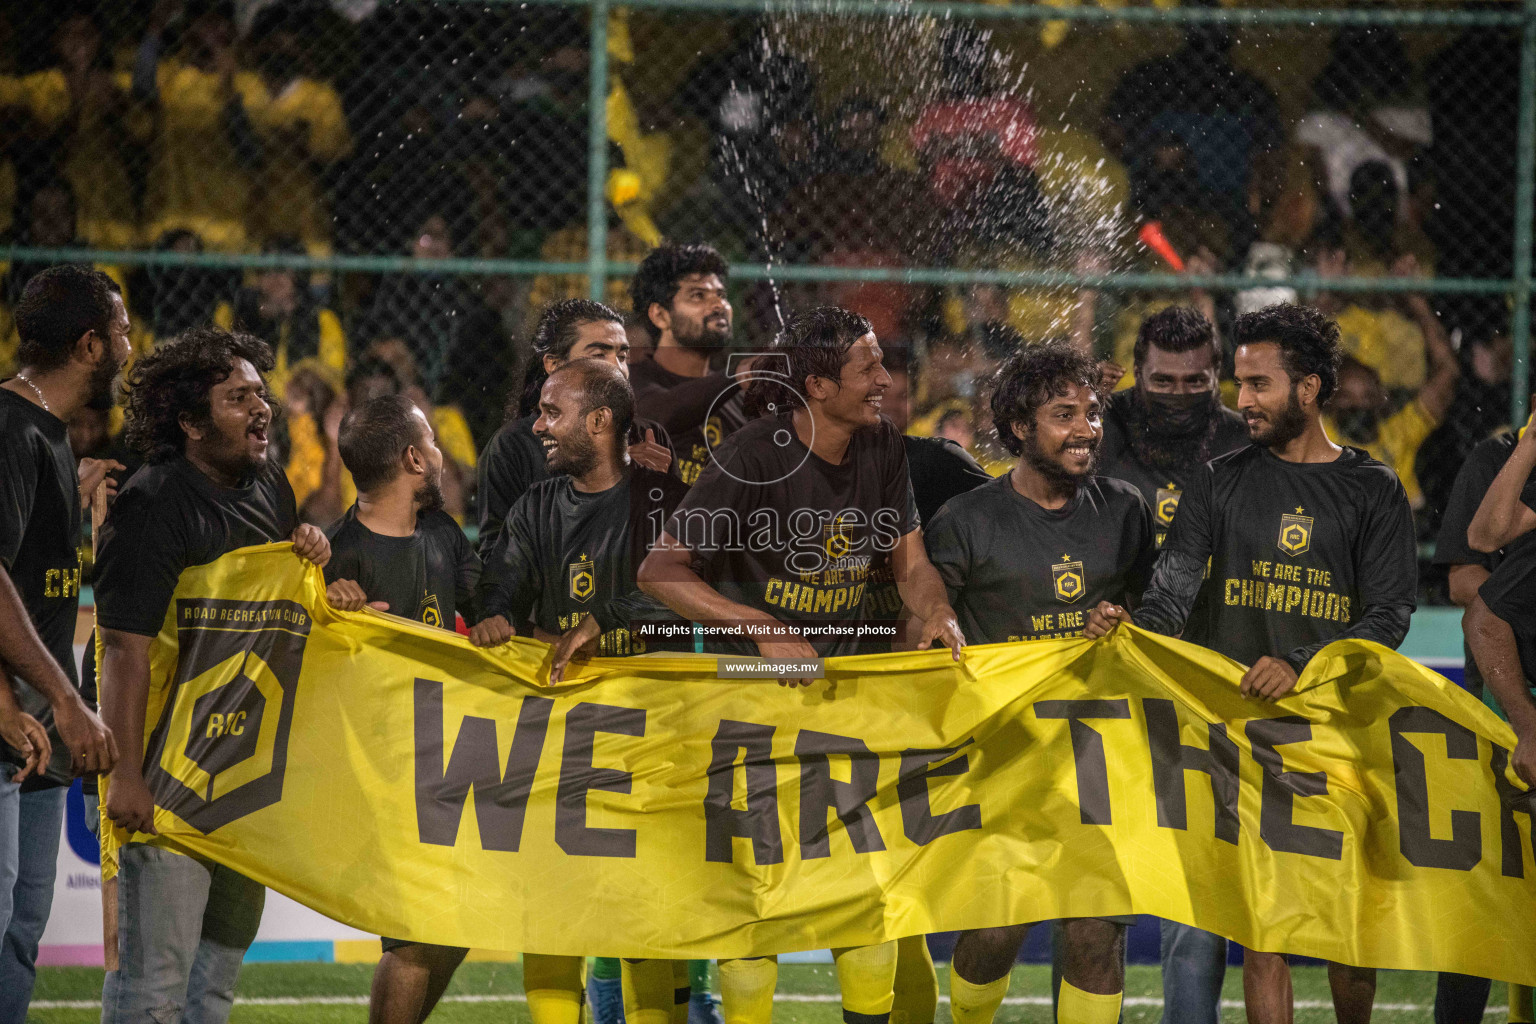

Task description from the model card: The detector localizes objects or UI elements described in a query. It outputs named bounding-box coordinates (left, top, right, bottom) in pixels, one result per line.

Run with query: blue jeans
left=101, top=843, right=265, bottom=1024
left=0, top=779, right=66, bottom=1024
left=1159, top=921, right=1226, bottom=1024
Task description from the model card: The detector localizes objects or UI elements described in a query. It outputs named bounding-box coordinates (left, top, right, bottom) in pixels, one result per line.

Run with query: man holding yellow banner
left=95, top=327, right=331, bottom=1024
left=638, top=307, right=965, bottom=1024
left=926, top=342, right=1156, bottom=1024
left=1088, top=304, right=1419, bottom=1024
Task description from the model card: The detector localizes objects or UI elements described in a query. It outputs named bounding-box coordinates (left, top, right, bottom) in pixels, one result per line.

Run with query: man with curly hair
left=0, top=264, right=122, bottom=1021
left=629, top=243, right=745, bottom=485
left=1086, top=303, right=1417, bottom=1024
left=923, top=339, right=1155, bottom=1024
left=95, top=326, right=330, bottom=1024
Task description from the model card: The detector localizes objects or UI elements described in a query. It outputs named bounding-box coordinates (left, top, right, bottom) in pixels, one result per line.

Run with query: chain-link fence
left=0, top=0, right=1531, bottom=598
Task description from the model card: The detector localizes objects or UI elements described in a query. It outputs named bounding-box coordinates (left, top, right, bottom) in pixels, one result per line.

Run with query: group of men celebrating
left=0, top=243, right=1530, bottom=1024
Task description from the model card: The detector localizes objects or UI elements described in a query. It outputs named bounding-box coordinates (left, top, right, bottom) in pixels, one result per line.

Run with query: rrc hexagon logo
left=1051, top=557, right=1085, bottom=604
left=569, top=556, right=596, bottom=603
left=144, top=599, right=311, bottom=833
left=1155, top=487, right=1181, bottom=527
left=1277, top=511, right=1314, bottom=557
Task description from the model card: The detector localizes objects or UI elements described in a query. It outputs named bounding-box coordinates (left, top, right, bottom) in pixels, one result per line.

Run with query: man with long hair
left=96, top=326, right=329, bottom=1024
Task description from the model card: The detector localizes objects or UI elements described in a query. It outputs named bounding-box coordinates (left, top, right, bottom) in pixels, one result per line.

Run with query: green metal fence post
left=1512, top=0, right=1536, bottom=425
left=587, top=0, right=612, bottom=301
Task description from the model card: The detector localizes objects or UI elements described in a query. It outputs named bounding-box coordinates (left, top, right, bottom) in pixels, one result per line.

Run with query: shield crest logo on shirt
left=418, top=593, right=442, bottom=628
left=569, top=556, right=596, bottom=603
left=1277, top=510, right=1313, bottom=557
left=823, top=520, right=853, bottom=561
left=1051, top=557, right=1085, bottom=604
left=1155, top=486, right=1181, bottom=527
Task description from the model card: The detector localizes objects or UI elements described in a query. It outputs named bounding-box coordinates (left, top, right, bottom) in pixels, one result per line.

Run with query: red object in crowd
left=1138, top=221, right=1186, bottom=272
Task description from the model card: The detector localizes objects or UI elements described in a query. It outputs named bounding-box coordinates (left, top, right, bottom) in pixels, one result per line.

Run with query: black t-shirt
left=325, top=507, right=480, bottom=628
left=668, top=415, right=919, bottom=657
left=629, top=358, right=747, bottom=486
left=1433, top=433, right=1536, bottom=692
left=481, top=467, right=689, bottom=654
left=859, top=435, right=994, bottom=634
left=1144, top=444, right=1417, bottom=667
left=0, top=388, right=83, bottom=780
left=1477, top=541, right=1536, bottom=688
left=476, top=412, right=674, bottom=559
left=96, top=457, right=299, bottom=637
left=926, top=474, right=1156, bottom=642
left=1097, top=388, right=1250, bottom=547
left=1432, top=433, right=1536, bottom=571
left=904, top=435, right=994, bottom=525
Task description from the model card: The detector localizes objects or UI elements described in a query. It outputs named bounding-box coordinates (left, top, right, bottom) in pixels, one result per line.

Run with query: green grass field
left=25, top=962, right=1520, bottom=1023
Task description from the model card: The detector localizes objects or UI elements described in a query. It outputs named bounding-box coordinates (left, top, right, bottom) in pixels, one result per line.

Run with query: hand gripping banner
left=102, top=545, right=1536, bottom=982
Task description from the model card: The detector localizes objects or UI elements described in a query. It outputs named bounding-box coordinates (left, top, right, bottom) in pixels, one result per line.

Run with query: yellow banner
left=105, top=545, right=1536, bottom=982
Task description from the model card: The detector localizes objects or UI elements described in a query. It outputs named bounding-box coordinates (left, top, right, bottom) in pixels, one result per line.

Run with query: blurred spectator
left=282, top=357, right=353, bottom=524
left=213, top=238, right=347, bottom=398
left=1102, top=23, right=1283, bottom=253
left=1295, top=28, right=1430, bottom=237
left=1235, top=146, right=1323, bottom=315
left=783, top=98, right=921, bottom=340
left=934, top=407, right=975, bottom=449
left=498, top=26, right=599, bottom=243
left=130, top=228, right=232, bottom=341
left=1103, top=208, right=1226, bottom=377
left=133, top=0, right=269, bottom=251
left=910, top=27, right=1101, bottom=352
left=358, top=198, right=511, bottom=443
left=1417, top=306, right=1517, bottom=528
left=0, top=182, right=132, bottom=374
left=1321, top=278, right=1458, bottom=509
left=526, top=212, right=650, bottom=336
left=1426, top=25, right=1519, bottom=288
left=670, top=19, right=818, bottom=256
left=19, top=12, right=138, bottom=250
left=245, top=4, right=351, bottom=257
left=1316, top=234, right=1436, bottom=395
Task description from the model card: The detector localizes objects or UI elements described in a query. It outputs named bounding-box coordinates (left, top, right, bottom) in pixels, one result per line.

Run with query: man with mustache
left=318, top=394, right=484, bottom=1024
left=1097, top=306, right=1247, bottom=548
left=0, top=265, right=122, bottom=1021
left=472, top=359, right=690, bottom=1024
left=96, top=326, right=330, bottom=1024
left=629, top=243, right=745, bottom=486
left=1086, top=303, right=1417, bottom=1024
left=923, top=340, right=1155, bottom=1024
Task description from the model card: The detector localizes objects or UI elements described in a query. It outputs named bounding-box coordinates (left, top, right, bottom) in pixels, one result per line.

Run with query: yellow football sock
left=947, top=967, right=1009, bottom=1024
left=719, top=957, right=778, bottom=1024
left=833, top=943, right=897, bottom=1022
left=672, top=959, right=693, bottom=1024
left=524, top=953, right=586, bottom=1024
left=1056, top=978, right=1122, bottom=1024
left=622, top=959, right=675, bottom=1024
left=891, top=935, right=937, bottom=1024
left=1510, top=983, right=1535, bottom=1023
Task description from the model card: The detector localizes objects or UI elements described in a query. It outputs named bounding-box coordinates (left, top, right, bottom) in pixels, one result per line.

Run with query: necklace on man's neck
left=14, top=374, right=49, bottom=413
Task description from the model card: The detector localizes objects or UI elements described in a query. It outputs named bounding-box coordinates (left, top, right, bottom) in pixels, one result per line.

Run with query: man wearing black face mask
left=1098, top=306, right=1247, bottom=546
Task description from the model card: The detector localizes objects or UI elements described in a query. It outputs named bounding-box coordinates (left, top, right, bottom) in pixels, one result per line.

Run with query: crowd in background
left=0, top=0, right=1526, bottom=601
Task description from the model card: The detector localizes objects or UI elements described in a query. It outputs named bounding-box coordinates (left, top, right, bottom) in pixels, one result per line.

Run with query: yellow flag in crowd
left=103, top=545, right=1536, bottom=983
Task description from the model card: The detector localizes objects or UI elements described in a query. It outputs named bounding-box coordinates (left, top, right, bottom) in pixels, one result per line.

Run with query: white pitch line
left=30, top=993, right=1510, bottom=1013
